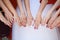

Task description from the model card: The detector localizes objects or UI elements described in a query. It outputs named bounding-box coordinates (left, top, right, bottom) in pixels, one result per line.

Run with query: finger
left=21, top=17, right=27, bottom=27
left=29, top=20, right=32, bottom=26
left=3, top=0, right=16, bottom=15
left=18, top=21, right=22, bottom=26
left=41, top=10, right=52, bottom=25
left=0, top=12, right=11, bottom=27
left=57, top=23, right=60, bottom=27
left=34, top=20, right=39, bottom=29
left=0, top=0, right=13, bottom=16
left=50, top=16, right=60, bottom=29
left=15, top=16, right=22, bottom=26
left=30, top=18, right=34, bottom=25
left=0, top=0, right=13, bottom=24
left=7, top=21, right=12, bottom=28
left=48, top=8, right=60, bottom=28
left=10, top=15, right=14, bottom=23
left=27, top=19, right=33, bottom=26
left=34, top=23, right=38, bottom=29
left=22, top=21, right=26, bottom=27
left=34, top=23, right=39, bottom=29
left=11, top=17, right=14, bottom=23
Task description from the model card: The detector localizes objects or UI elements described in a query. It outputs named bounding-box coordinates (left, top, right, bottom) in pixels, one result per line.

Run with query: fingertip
left=41, top=22, right=45, bottom=26
left=47, top=23, right=51, bottom=28
left=49, top=27, right=53, bottom=29
left=46, top=24, right=49, bottom=28
left=41, top=20, right=45, bottom=26
left=34, top=26, right=38, bottom=29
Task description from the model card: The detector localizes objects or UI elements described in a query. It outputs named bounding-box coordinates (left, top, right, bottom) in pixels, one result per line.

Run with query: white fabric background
left=12, top=0, right=59, bottom=40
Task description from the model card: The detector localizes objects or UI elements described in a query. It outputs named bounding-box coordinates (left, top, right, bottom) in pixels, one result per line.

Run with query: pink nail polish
left=49, top=27, right=53, bottom=29
left=34, top=27, right=38, bottom=29
left=24, top=25, right=26, bottom=27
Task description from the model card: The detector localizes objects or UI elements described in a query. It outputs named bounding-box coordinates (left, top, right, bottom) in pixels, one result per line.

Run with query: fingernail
left=46, top=25, right=49, bottom=28
left=41, top=23, right=45, bottom=26
left=24, top=25, right=26, bottom=27
left=34, top=27, right=38, bottom=29
left=49, top=27, right=53, bottom=29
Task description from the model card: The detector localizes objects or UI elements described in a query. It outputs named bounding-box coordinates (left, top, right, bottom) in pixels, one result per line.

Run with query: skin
left=0, top=0, right=13, bottom=24
left=0, top=12, right=11, bottom=27
left=24, top=0, right=33, bottom=26
left=50, top=16, right=60, bottom=29
left=17, top=0, right=27, bottom=26
left=2, top=0, right=21, bottom=26
left=57, top=23, right=60, bottom=27
left=34, top=0, right=48, bottom=29
left=41, top=0, right=60, bottom=25
left=47, top=8, right=60, bottom=28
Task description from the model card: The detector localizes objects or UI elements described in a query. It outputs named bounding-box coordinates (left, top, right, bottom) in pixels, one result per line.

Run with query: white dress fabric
left=12, top=0, right=59, bottom=40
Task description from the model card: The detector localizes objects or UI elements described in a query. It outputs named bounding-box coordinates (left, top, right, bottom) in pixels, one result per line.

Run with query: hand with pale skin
left=47, top=8, right=60, bottom=29
left=51, top=15, right=60, bottom=29
left=2, top=0, right=21, bottom=26
left=14, top=14, right=21, bottom=26
left=0, top=12, right=12, bottom=27
left=49, top=16, right=60, bottom=29
left=0, top=0, right=13, bottom=24
left=41, top=0, right=60, bottom=25
left=17, top=0, right=27, bottom=26
left=24, top=0, right=33, bottom=26
left=20, top=13, right=27, bottom=27
left=34, top=0, right=48, bottom=29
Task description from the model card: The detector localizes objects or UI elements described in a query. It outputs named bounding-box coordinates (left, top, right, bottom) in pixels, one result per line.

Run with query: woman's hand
left=49, top=16, right=60, bottom=29
left=0, top=12, right=12, bottom=27
left=5, top=12, right=13, bottom=24
left=0, top=0, right=13, bottom=24
left=17, top=0, right=27, bottom=27
left=41, top=0, right=60, bottom=25
left=20, top=12, right=27, bottom=27
left=27, top=13, right=33, bottom=26
left=2, top=0, right=22, bottom=26
left=14, top=14, right=21, bottom=26
left=34, top=14, right=42, bottom=29
left=47, top=8, right=60, bottom=29
left=34, top=0, right=48, bottom=29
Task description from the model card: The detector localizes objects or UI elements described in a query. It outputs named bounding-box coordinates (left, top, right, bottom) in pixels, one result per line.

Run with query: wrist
left=37, top=10, right=42, bottom=16
left=27, top=10, right=31, bottom=15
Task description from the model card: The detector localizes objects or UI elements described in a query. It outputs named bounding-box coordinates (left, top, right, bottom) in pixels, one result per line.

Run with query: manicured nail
left=34, top=27, right=38, bottom=29
left=49, top=27, right=53, bottom=29
left=46, top=25, right=49, bottom=28
left=24, top=25, right=26, bottom=27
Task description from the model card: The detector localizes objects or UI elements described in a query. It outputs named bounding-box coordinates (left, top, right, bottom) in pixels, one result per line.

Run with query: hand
left=41, top=10, right=52, bottom=25
left=49, top=16, right=60, bottom=29
left=14, top=14, right=21, bottom=26
left=34, top=14, right=42, bottom=29
left=47, top=8, right=60, bottom=29
left=0, top=0, right=13, bottom=24
left=27, top=14, right=33, bottom=26
left=41, top=0, right=60, bottom=25
left=5, top=20, right=12, bottom=28
left=5, top=12, right=13, bottom=24
left=20, top=12, right=27, bottom=27
left=0, top=12, right=12, bottom=27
